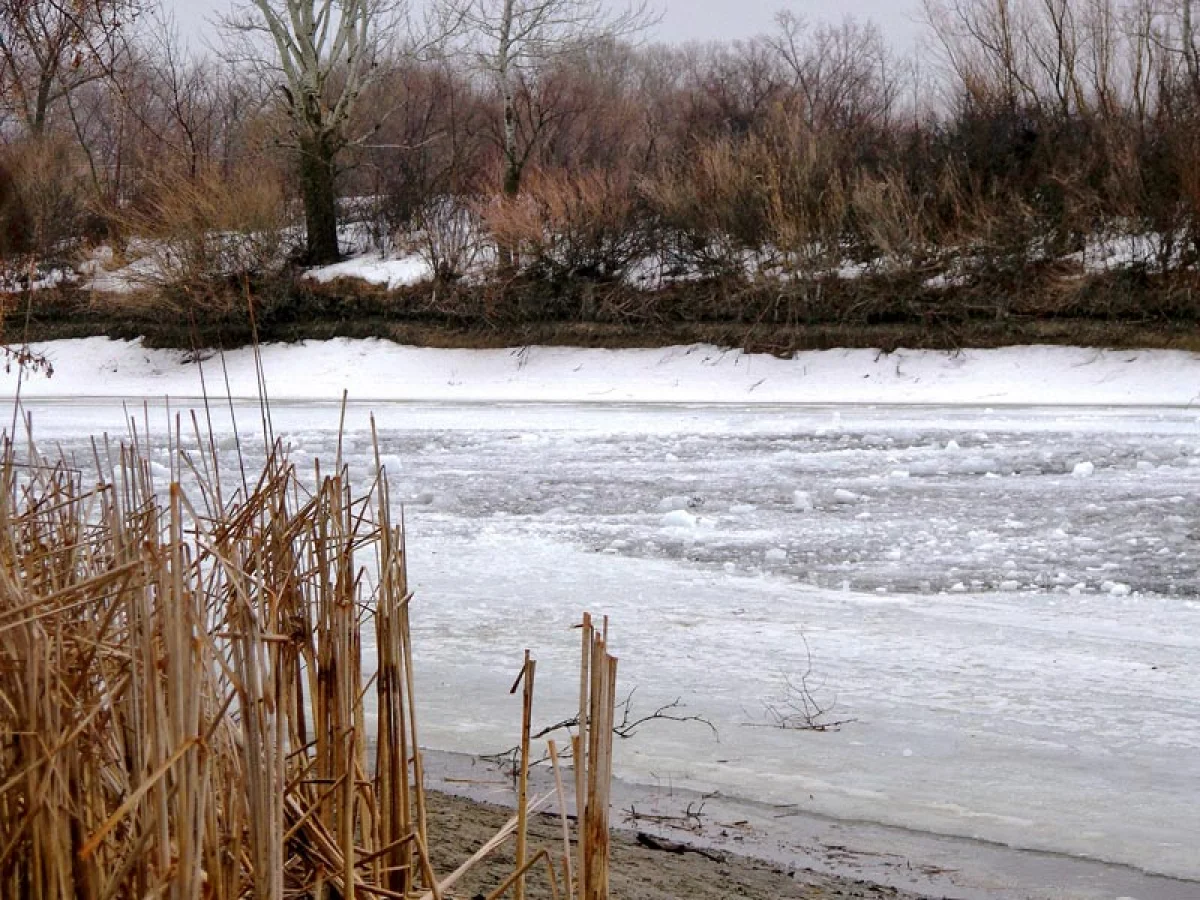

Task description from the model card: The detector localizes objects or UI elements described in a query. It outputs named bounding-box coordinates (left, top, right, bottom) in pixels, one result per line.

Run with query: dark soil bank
left=14, top=268, right=1200, bottom=354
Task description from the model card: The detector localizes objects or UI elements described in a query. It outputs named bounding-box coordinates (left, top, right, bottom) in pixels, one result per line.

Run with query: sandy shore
left=425, top=789, right=924, bottom=900
left=417, top=750, right=1199, bottom=900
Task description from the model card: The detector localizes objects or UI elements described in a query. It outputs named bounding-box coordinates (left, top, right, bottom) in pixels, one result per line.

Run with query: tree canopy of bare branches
left=229, top=0, right=395, bottom=263
left=0, top=0, right=140, bottom=135
left=451, top=0, right=655, bottom=199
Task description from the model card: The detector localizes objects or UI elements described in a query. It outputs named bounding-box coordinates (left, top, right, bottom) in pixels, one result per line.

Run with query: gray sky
left=165, top=1, right=927, bottom=50
left=651, top=0, right=926, bottom=47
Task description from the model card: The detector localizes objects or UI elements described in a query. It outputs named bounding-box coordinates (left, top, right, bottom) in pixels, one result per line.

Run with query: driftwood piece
left=634, top=832, right=727, bottom=863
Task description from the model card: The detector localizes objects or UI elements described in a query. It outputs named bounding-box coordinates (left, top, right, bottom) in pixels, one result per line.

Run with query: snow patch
left=306, top=253, right=433, bottom=289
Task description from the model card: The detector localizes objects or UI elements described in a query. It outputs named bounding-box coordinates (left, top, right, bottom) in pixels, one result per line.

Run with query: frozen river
left=23, top=398, right=1200, bottom=897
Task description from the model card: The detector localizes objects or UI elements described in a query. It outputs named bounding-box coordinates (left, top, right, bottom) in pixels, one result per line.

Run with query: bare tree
left=1133, top=0, right=1200, bottom=102
left=229, top=0, right=395, bottom=264
left=684, top=39, right=787, bottom=138
left=1173, top=0, right=1200, bottom=96
left=0, top=0, right=139, bottom=136
left=1026, top=0, right=1086, bottom=115
left=1126, top=0, right=1166, bottom=129
left=120, top=18, right=224, bottom=182
left=768, top=12, right=897, bottom=131
left=923, top=0, right=1038, bottom=111
left=1079, top=0, right=1119, bottom=118
left=452, top=0, right=654, bottom=202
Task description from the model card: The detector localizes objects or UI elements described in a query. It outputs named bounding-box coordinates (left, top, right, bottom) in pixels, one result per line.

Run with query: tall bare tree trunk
left=1185, top=0, right=1200, bottom=101
left=31, top=70, right=53, bottom=135
left=502, top=90, right=520, bottom=197
left=299, top=133, right=341, bottom=265
left=497, top=0, right=518, bottom=269
left=244, top=0, right=382, bottom=268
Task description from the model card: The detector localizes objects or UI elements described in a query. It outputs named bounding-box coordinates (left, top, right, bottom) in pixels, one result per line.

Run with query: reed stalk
left=0, top=419, right=620, bottom=899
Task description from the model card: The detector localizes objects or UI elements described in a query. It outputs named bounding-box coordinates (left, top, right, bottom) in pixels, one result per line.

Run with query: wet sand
left=426, top=789, right=924, bottom=900
left=420, top=750, right=1199, bottom=900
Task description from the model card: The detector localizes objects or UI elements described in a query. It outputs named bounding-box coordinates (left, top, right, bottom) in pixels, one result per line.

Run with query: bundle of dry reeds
left=0, top=416, right=618, bottom=900
left=575, top=614, right=618, bottom=900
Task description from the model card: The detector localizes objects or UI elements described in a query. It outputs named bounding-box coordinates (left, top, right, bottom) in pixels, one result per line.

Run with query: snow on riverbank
left=4, top=337, right=1200, bottom=406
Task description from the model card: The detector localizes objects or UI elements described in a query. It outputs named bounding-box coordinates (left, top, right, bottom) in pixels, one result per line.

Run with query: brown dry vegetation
left=14, top=260, right=1200, bottom=354
left=6, top=1, right=1200, bottom=349
left=0, top=419, right=620, bottom=899
left=0, top=425, right=429, bottom=897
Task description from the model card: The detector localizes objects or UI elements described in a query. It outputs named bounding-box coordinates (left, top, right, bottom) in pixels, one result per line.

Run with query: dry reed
left=0, top=413, right=619, bottom=899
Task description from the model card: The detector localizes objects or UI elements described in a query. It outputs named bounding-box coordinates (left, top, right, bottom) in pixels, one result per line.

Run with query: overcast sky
left=163, top=0, right=927, bottom=50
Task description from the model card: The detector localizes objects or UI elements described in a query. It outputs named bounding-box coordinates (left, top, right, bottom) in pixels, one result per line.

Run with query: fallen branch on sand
left=634, top=831, right=727, bottom=863
left=481, top=688, right=718, bottom=777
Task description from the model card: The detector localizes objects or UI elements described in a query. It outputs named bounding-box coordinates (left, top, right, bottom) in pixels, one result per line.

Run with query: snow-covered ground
left=13, top=336, right=1200, bottom=406
left=57, top=223, right=1181, bottom=299
left=5, top=339, right=1199, bottom=896
left=305, top=251, right=433, bottom=289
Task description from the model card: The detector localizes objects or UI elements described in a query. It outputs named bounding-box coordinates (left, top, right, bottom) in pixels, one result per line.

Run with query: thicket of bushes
left=6, top=0, right=1200, bottom=345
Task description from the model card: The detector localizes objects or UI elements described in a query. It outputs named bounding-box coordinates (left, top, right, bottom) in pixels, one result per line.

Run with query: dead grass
left=641, top=139, right=771, bottom=276
left=482, top=169, right=650, bottom=282
left=19, top=261, right=1200, bottom=352
left=0, top=137, right=93, bottom=261
left=115, top=169, right=293, bottom=321
left=0, top=405, right=616, bottom=898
